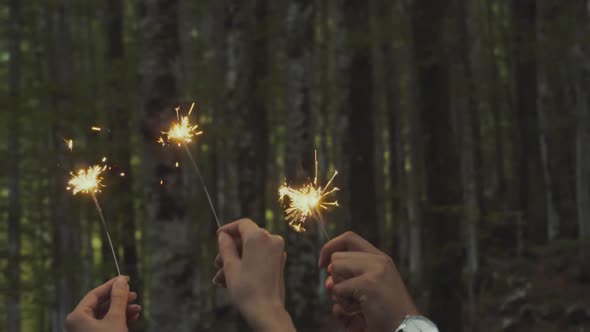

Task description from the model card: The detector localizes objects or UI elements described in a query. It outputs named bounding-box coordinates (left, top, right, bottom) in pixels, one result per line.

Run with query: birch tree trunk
left=7, top=0, right=22, bottom=330
left=140, top=1, right=198, bottom=330
left=284, top=0, right=320, bottom=327
left=536, top=0, right=560, bottom=241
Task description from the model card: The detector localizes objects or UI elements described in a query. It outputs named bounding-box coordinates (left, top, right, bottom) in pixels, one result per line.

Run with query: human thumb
left=106, top=276, right=129, bottom=320
left=218, top=232, right=239, bottom=278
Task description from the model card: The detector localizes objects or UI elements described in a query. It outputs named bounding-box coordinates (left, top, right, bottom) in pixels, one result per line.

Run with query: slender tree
left=576, top=0, right=590, bottom=242
left=536, top=0, right=560, bottom=241
left=105, top=0, right=142, bottom=302
left=456, top=0, right=481, bottom=326
left=512, top=0, right=546, bottom=243
left=343, top=0, right=378, bottom=246
left=7, top=0, right=22, bottom=330
left=412, top=0, right=463, bottom=329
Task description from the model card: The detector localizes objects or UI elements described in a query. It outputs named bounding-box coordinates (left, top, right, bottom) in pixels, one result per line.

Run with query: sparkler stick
left=91, top=193, right=121, bottom=275
left=279, top=150, right=339, bottom=236
left=68, top=165, right=121, bottom=275
left=158, top=102, right=221, bottom=227
left=183, top=143, right=221, bottom=227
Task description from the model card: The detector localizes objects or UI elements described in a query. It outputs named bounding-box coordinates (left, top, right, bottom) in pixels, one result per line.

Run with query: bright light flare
left=278, top=151, right=339, bottom=232
left=64, top=139, right=74, bottom=151
left=158, top=103, right=203, bottom=146
left=67, top=165, right=106, bottom=195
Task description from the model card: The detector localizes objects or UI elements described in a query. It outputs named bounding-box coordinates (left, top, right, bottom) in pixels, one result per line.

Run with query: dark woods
left=1, top=0, right=590, bottom=331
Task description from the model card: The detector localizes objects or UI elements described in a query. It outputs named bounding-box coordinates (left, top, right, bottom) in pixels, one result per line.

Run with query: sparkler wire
left=183, top=143, right=221, bottom=228
left=91, top=193, right=121, bottom=275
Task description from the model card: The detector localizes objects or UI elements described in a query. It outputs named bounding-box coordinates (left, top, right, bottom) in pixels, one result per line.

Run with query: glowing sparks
left=64, top=139, right=74, bottom=151
left=91, top=126, right=102, bottom=132
left=67, top=165, right=106, bottom=195
left=158, top=103, right=203, bottom=146
left=120, top=172, right=125, bottom=177
left=102, top=156, right=107, bottom=162
left=175, top=162, right=179, bottom=168
left=278, top=151, right=339, bottom=232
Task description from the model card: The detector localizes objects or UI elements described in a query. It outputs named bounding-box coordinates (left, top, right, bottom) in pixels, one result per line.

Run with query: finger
left=330, top=254, right=373, bottom=279
left=126, top=304, right=142, bottom=318
left=332, top=277, right=367, bottom=304
left=217, top=218, right=260, bottom=239
left=214, top=254, right=223, bottom=269
left=332, top=303, right=359, bottom=319
left=106, top=276, right=130, bottom=320
left=77, top=277, right=120, bottom=312
left=218, top=232, right=240, bottom=279
left=325, top=275, right=334, bottom=291
left=129, top=312, right=140, bottom=323
left=97, top=291, right=138, bottom=318
left=212, top=269, right=227, bottom=288
left=319, top=231, right=381, bottom=268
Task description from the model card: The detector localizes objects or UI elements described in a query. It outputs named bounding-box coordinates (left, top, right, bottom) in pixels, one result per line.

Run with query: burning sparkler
left=279, top=150, right=339, bottom=234
left=68, top=164, right=121, bottom=275
left=159, top=102, right=220, bottom=227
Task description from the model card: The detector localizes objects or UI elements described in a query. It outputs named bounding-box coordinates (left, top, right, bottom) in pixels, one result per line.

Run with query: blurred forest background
left=2, top=0, right=590, bottom=331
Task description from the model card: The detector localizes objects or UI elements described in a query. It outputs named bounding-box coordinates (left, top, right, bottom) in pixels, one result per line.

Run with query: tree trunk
left=140, top=1, right=198, bottom=331
left=399, top=0, right=424, bottom=281
left=7, top=0, right=22, bottom=330
left=536, top=0, right=560, bottom=241
left=344, top=0, right=378, bottom=246
left=576, top=0, right=590, bottom=242
left=412, top=0, right=463, bottom=330
left=105, top=0, right=142, bottom=304
left=512, top=0, right=544, bottom=243
left=46, top=1, right=78, bottom=328
left=456, top=0, right=481, bottom=327
left=380, top=0, right=406, bottom=265
left=283, top=0, right=320, bottom=327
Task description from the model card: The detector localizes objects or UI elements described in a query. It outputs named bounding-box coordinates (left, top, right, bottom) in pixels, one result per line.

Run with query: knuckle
left=331, top=252, right=344, bottom=261
left=271, top=235, right=285, bottom=249
left=343, top=231, right=356, bottom=239
left=65, top=312, right=80, bottom=327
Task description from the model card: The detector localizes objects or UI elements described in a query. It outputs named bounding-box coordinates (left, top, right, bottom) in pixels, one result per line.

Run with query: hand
left=319, top=232, right=418, bottom=332
left=65, top=276, right=141, bottom=332
left=213, top=218, right=294, bottom=332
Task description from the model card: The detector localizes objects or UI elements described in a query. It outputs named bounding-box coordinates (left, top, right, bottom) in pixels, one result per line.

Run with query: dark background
left=2, top=0, right=590, bottom=331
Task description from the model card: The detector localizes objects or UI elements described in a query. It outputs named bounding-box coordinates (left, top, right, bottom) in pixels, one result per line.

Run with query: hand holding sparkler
left=68, top=164, right=121, bottom=275
left=65, top=276, right=141, bottom=332
left=213, top=219, right=295, bottom=332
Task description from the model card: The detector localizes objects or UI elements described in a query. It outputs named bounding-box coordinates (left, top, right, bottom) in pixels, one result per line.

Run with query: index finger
left=217, top=218, right=261, bottom=239
left=76, top=277, right=120, bottom=313
left=319, top=231, right=381, bottom=268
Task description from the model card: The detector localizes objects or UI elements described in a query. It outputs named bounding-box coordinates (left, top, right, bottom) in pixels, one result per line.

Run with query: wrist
left=246, top=303, right=295, bottom=332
